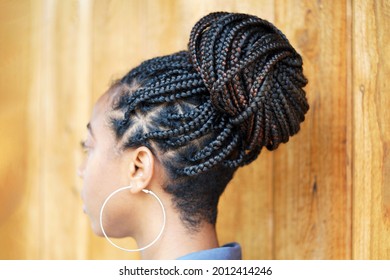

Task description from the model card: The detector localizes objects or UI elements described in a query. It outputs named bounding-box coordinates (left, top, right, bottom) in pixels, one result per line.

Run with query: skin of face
left=78, top=91, right=142, bottom=238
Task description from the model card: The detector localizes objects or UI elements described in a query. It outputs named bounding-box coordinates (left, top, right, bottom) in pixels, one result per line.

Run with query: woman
left=78, top=12, right=309, bottom=260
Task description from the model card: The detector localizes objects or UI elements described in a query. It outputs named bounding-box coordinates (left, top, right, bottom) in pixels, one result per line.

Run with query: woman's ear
left=128, top=146, right=155, bottom=193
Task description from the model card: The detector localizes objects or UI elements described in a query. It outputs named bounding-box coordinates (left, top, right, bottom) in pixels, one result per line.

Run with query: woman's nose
left=77, top=161, right=85, bottom=178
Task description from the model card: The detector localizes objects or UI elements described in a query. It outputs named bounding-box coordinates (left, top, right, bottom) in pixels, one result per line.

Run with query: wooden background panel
left=1, top=0, right=390, bottom=260
left=352, top=0, right=390, bottom=259
left=0, top=0, right=40, bottom=259
left=273, top=0, right=351, bottom=259
left=28, top=0, right=92, bottom=259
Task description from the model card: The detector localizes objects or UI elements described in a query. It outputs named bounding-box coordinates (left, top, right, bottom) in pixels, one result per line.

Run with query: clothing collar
left=176, top=242, right=242, bottom=260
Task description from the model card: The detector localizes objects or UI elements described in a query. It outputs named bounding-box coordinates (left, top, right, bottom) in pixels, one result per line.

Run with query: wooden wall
left=0, top=0, right=389, bottom=260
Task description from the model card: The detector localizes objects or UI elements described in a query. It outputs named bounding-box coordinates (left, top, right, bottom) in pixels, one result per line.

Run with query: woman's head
left=80, top=12, right=309, bottom=233
left=79, top=89, right=166, bottom=240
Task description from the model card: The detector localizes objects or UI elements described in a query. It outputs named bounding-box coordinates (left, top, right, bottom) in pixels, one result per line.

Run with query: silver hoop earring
left=99, top=186, right=166, bottom=252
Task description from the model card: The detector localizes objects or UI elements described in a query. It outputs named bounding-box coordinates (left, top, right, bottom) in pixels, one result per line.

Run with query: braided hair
left=109, top=12, right=308, bottom=230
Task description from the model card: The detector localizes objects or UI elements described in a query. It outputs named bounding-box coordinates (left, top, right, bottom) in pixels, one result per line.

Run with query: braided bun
left=113, top=12, right=309, bottom=176
left=188, top=12, right=309, bottom=151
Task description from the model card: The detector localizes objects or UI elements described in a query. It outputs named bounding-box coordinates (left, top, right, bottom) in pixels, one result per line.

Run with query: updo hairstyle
left=109, top=12, right=309, bottom=229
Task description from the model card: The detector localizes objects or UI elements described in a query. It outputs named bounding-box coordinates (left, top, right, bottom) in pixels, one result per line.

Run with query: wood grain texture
left=0, top=0, right=38, bottom=259
left=0, top=0, right=389, bottom=260
left=29, top=0, right=92, bottom=259
left=352, top=0, right=390, bottom=259
left=273, top=0, right=351, bottom=259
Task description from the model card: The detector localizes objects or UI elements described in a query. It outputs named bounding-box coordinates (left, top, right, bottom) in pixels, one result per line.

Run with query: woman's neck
left=139, top=218, right=219, bottom=260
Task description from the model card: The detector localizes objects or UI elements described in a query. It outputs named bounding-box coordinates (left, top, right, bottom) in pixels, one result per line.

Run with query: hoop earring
left=99, top=186, right=166, bottom=252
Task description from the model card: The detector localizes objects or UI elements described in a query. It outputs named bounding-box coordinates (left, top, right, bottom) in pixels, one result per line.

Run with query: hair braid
left=168, top=102, right=212, bottom=120
left=141, top=105, right=215, bottom=142
left=166, top=114, right=215, bottom=147
left=191, top=123, right=233, bottom=161
left=182, top=133, right=240, bottom=176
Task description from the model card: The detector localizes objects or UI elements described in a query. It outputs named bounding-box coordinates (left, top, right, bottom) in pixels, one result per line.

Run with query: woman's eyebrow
left=87, top=122, right=95, bottom=138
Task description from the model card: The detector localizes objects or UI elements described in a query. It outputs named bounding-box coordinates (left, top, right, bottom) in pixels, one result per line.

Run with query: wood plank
left=352, top=0, right=390, bottom=259
left=34, top=0, right=92, bottom=259
left=9, top=0, right=390, bottom=260
left=0, top=0, right=40, bottom=259
left=273, top=0, right=351, bottom=259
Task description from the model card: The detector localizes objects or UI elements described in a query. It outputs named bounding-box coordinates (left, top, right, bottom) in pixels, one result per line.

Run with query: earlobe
left=128, top=146, right=155, bottom=194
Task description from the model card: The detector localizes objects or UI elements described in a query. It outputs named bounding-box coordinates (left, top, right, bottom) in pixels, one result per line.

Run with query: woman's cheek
left=82, top=155, right=101, bottom=217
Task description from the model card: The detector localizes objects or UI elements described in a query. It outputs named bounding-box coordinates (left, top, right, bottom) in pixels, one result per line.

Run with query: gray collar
left=176, top=242, right=242, bottom=260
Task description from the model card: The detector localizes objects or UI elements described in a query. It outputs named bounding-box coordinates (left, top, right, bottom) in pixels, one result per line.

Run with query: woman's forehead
left=88, top=92, right=114, bottom=135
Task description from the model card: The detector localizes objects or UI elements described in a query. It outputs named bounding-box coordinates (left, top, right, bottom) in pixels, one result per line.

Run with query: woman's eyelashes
left=81, top=140, right=92, bottom=154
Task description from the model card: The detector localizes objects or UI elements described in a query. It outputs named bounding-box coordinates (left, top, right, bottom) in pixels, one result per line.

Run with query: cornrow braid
left=108, top=12, right=308, bottom=230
